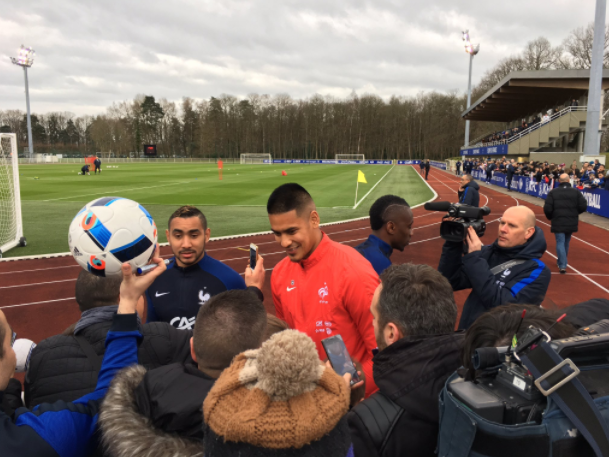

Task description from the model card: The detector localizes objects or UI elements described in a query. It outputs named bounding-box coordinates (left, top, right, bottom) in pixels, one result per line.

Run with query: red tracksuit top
left=271, top=232, right=380, bottom=397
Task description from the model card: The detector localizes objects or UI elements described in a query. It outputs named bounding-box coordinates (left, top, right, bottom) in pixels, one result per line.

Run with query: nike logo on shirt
left=155, top=291, right=170, bottom=297
left=286, top=286, right=297, bottom=292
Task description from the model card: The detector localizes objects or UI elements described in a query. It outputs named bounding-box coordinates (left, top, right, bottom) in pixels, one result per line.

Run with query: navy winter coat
left=438, top=227, right=551, bottom=329
left=458, top=181, right=480, bottom=207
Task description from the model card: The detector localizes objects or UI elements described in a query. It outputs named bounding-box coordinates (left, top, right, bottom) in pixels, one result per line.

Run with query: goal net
left=0, top=134, right=25, bottom=257
left=335, top=154, right=365, bottom=162
left=240, top=153, right=272, bottom=164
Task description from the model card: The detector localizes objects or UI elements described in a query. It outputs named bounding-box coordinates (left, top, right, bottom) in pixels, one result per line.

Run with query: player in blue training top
left=81, top=164, right=90, bottom=176
left=355, top=195, right=414, bottom=275
left=145, top=206, right=260, bottom=330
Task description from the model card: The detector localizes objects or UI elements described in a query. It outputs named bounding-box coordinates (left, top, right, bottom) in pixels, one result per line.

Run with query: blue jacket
left=146, top=254, right=246, bottom=329
left=458, top=181, right=480, bottom=207
left=2, top=313, right=141, bottom=457
left=438, top=227, right=551, bottom=329
left=355, top=234, right=392, bottom=275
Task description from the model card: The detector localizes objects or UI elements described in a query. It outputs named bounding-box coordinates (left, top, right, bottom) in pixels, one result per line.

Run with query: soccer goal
left=0, top=134, right=26, bottom=257
left=240, top=153, right=272, bottom=164
left=335, top=154, right=365, bottom=162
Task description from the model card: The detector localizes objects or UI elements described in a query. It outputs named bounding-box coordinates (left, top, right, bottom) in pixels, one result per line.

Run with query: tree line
left=2, top=23, right=608, bottom=160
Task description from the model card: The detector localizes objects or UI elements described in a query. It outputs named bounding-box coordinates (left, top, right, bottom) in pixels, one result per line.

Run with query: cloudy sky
left=0, top=1, right=602, bottom=116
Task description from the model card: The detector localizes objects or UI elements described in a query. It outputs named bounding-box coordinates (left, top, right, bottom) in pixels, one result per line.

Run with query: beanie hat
left=203, top=330, right=353, bottom=457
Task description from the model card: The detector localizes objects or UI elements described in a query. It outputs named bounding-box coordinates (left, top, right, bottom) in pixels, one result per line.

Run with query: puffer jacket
left=25, top=320, right=192, bottom=407
left=439, top=227, right=551, bottom=329
left=543, top=182, right=587, bottom=233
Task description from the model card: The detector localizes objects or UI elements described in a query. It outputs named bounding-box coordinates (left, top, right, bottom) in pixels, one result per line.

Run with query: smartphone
left=321, top=334, right=360, bottom=386
left=249, top=243, right=258, bottom=270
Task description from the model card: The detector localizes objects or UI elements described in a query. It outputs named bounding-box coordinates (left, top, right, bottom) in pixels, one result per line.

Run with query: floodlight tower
left=462, top=31, right=480, bottom=148
left=10, top=45, right=36, bottom=159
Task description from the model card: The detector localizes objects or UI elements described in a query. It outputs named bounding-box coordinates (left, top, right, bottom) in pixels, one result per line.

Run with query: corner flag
left=357, top=170, right=367, bottom=184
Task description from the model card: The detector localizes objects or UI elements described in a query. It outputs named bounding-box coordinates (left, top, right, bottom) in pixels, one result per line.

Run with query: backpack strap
left=489, top=259, right=527, bottom=275
left=351, top=392, right=404, bottom=456
left=73, top=335, right=103, bottom=375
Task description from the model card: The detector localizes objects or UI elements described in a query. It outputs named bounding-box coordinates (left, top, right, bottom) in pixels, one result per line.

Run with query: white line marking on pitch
left=353, top=166, right=395, bottom=209
left=41, top=181, right=190, bottom=202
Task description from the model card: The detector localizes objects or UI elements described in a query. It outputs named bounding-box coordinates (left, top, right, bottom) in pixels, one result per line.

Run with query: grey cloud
left=0, top=0, right=601, bottom=115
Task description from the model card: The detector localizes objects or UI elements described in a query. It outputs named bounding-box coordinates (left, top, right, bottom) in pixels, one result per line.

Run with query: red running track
left=1, top=165, right=608, bottom=345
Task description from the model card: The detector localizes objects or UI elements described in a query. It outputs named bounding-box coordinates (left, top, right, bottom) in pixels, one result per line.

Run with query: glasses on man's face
left=11, top=331, right=16, bottom=347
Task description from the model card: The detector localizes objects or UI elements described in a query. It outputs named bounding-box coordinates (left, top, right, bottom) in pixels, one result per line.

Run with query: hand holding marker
left=137, top=258, right=172, bottom=275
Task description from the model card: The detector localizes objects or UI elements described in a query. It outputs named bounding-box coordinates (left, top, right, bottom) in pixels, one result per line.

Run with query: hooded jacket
left=348, top=333, right=464, bottom=457
left=458, top=180, right=480, bottom=207
left=543, top=182, right=587, bottom=233
left=26, top=318, right=192, bottom=408
left=100, top=363, right=212, bottom=457
left=438, top=227, right=551, bottom=329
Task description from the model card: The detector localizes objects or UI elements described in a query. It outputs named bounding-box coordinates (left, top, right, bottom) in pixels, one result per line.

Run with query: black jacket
left=564, top=298, right=609, bottom=329
left=25, top=320, right=192, bottom=407
left=543, top=182, right=587, bottom=233
left=506, top=164, right=515, bottom=178
left=99, top=363, right=213, bottom=457
left=458, top=181, right=480, bottom=207
left=348, top=333, right=464, bottom=457
left=438, top=227, right=551, bottom=329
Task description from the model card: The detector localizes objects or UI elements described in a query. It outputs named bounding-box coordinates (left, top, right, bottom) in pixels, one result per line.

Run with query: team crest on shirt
left=199, top=288, right=211, bottom=305
left=318, top=283, right=329, bottom=304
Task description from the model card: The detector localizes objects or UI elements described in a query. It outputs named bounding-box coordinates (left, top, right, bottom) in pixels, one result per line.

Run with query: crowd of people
left=1, top=180, right=608, bottom=457
left=456, top=157, right=608, bottom=191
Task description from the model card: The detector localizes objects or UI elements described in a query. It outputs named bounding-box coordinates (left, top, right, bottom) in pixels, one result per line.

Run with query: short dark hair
left=75, top=270, right=121, bottom=312
left=266, top=183, right=314, bottom=215
left=461, top=304, right=576, bottom=374
left=262, top=314, right=290, bottom=342
left=168, top=206, right=207, bottom=230
left=0, top=321, right=6, bottom=359
left=193, top=290, right=266, bottom=374
left=369, top=195, right=410, bottom=231
left=378, top=264, right=456, bottom=337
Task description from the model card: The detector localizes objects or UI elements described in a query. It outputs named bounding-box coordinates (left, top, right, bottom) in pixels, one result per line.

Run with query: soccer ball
left=68, top=197, right=158, bottom=277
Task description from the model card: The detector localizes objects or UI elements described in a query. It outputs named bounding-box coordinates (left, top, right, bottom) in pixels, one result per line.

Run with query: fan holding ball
left=68, top=197, right=158, bottom=277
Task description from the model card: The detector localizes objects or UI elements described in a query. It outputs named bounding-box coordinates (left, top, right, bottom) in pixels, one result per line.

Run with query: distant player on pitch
left=81, top=164, right=91, bottom=176
left=94, top=157, right=102, bottom=174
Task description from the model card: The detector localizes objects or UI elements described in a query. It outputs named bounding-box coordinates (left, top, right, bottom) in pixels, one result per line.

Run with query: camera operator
left=458, top=174, right=479, bottom=207
left=438, top=206, right=551, bottom=330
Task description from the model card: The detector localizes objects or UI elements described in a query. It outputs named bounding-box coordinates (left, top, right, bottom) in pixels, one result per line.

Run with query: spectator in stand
left=348, top=264, right=462, bottom=457
left=25, top=270, right=193, bottom=407
left=438, top=206, right=551, bottom=329
left=543, top=174, right=587, bottom=274
left=506, top=159, right=515, bottom=191
left=268, top=183, right=380, bottom=397
left=0, top=254, right=165, bottom=457
left=458, top=174, right=480, bottom=207
left=571, top=98, right=579, bottom=107
left=596, top=172, right=605, bottom=188
left=456, top=160, right=462, bottom=176
left=594, top=159, right=601, bottom=171
left=99, top=288, right=268, bottom=457
left=355, top=195, right=414, bottom=275
left=145, top=206, right=254, bottom=330
left=203, top=330, right=354, bottom=456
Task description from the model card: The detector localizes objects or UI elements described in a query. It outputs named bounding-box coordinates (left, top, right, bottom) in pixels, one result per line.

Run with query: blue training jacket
left=1, top=314, right=141, bottom=457
left=438, top=227, right=551, bottom=329
left=355, top=234, right=392, bottom=275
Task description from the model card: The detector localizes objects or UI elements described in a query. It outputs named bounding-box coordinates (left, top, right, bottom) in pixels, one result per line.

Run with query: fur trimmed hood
left=99, top=365, right=204, bottom=457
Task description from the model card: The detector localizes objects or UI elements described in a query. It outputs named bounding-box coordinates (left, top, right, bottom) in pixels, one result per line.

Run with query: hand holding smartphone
left=249, top=243, right=258, bottom=270
left=322, top=334, right=361, bottom=386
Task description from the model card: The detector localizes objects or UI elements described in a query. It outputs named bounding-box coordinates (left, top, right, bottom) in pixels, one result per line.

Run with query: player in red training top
left=268, top=183, right=380, bottom=398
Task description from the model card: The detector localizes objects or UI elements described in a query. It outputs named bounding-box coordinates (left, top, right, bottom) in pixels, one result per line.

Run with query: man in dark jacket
left=355, top=195, right=413, bottom=275
left=458, top=174, right=480, bottom=207
left=485, top=160, right=495, bottom=183
left=455, top=160, right=462, bottom=176
left=543, top=173, right=587, bottom=274
left=99, top=288, right=268, bottom=457
left=93, top=157, right=101, bottom=174
left=25, top=270, right=193, bottom=407
left=348, top=264, right=462, bottom=457
left=506, top=159, right=515, bottom=191
left=1, top=255, right=166, bottom=457
left=438, top=206, right=551, bottom=329
left=424, top=160, right=430, bottom=180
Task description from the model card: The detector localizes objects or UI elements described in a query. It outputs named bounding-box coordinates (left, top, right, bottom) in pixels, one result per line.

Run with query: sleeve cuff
left=247, top=286, right=264, bottom=302
left=110, top=313, right=139, bottom=332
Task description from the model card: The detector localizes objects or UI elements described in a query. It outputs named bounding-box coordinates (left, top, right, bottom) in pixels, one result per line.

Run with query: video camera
left=449, top=320, right=609, bottom=425
left=424, top=201, right=491, bottom=243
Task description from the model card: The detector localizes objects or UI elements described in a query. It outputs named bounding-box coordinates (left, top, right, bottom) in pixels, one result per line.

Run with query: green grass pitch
left=6, top=163, right=434, bottom=257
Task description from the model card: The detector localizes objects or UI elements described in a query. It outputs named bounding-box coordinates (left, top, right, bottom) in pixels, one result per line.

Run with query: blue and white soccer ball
left=68, top=197, right=158, bottom=277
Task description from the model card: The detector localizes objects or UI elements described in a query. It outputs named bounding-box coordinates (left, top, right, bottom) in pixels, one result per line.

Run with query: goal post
left=0, top=133, right=26, bottom=257
left=240, top=153, right=272, bottom=164
left=335, top=154, right=365, bottom=162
